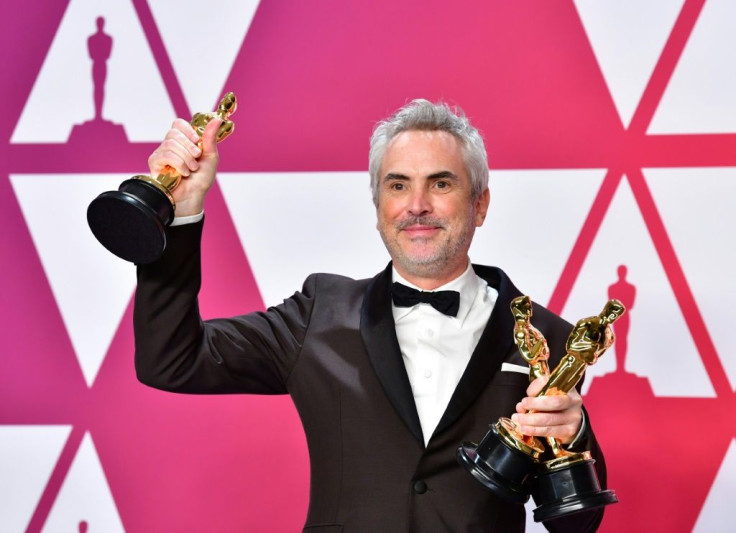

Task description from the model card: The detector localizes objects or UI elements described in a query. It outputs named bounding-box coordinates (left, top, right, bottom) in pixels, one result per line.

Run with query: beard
left=378, top=213, right=476, bottom=279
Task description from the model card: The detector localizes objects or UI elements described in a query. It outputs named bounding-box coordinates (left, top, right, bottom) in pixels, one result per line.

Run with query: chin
left=399, top=255, right=449, bottom=276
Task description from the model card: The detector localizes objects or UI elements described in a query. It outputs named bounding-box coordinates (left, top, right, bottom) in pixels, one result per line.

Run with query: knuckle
left=162, top=138, right=179, bottom=150
left=530, top=398, right=550, bottom=412
left=553, top=397, right=568, bottom=410
left=148, top=151, right=167, bottom=168
left=540, top=414, right=555, bottom=427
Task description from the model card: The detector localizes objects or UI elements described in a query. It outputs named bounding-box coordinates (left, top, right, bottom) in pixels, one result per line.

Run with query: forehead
left=381, top=130, right=465, bottom=175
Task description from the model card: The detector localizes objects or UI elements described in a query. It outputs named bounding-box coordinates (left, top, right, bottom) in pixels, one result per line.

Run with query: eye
left=390, top=182, right=405, bottom=191
left=434, top=180, right=451, bottom=190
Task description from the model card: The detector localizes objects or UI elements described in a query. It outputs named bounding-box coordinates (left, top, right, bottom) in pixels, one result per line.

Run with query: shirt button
left=413, top=480, right=428, bottom=494
left=424, top=369, right=432, bottom=378
left=426, top=329, right=434, bottom=337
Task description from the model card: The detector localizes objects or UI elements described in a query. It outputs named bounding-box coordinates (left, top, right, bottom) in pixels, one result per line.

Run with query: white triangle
left=565, top=176, right=714, bottom=397
left=524, top=500, right=547, bottom=533
left=11, top=0, right=176, bottom=143
left=649, top=0, right=736, bottom=133
left=42, top=432, right=124, bottom=532
left=470, top=169, right=606, bottom=306
left=574, top=0, right=684, bottom=127
left=693, top=439, right=736, bottom=532
left=0, top=425, right=72, bottom=532
left=10, top=174, right=137, bottom=387
left=645, top=167, right=736, bottom=391
left=218, top=172, right=389, bottom=307
left=149, top=0, right=261, bottom=111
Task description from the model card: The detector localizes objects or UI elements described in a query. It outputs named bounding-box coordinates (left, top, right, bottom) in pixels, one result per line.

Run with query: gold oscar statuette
left=457, top=297, right=624, bottom=521
left=87, top=92, right=237, bottom=264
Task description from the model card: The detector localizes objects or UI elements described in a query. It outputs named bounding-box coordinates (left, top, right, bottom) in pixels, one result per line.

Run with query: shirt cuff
left=565, top=409, right=588, bottom=449
left=170, top=211, right=204, bottom=226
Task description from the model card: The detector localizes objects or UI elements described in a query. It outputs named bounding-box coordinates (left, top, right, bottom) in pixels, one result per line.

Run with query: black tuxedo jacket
left=134, top=220, right=607, bottom=532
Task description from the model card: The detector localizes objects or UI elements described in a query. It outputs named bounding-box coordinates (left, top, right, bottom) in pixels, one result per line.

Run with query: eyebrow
left=383, top=173, right=410, bottom=183
left=382, top=171, right=459, bottom=182
left=427, top=171, right=459, bottom=181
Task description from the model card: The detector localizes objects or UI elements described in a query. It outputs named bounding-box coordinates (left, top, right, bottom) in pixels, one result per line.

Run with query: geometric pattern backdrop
left=2, top=0, right=734, bottom=531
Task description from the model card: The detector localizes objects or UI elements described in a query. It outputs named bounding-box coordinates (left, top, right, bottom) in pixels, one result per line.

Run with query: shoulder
left=298, top=272, right=374, bottom=301
left=271, top=266, right=388, bottom=317
left=303, top=272, right=373, bottom=289
left=530, top=301, right=573, bottom=336
left=472, top=262, right=573, bottom=333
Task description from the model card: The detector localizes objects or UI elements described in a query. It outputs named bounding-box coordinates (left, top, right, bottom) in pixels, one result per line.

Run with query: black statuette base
left=87, top=179, right=174, bottom=264
left=456, top=425, right=537, bottom=504
left=532, top=458, right=617, bottom=522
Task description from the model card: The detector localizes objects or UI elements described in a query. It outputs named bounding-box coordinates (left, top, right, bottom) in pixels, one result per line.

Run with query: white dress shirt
left=392, top=261, right=497, bottom=445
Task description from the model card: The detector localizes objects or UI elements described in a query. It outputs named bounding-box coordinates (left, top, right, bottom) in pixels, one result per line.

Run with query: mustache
left=396, top=216, right=446, bottom=230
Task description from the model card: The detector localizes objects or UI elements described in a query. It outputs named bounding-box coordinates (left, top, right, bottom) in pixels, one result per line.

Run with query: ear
left=474, top=188, right=490, bottom=227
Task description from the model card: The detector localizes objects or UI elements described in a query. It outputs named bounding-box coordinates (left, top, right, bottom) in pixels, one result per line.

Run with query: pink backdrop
left=2, top=1, right=734, bottom=531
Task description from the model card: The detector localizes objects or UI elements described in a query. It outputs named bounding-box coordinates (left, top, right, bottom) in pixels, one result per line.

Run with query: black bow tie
left=391, top=282, right=460, bottom=317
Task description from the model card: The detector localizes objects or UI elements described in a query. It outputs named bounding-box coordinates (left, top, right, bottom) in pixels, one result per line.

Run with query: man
left=135, top=100, right=607, bottom=531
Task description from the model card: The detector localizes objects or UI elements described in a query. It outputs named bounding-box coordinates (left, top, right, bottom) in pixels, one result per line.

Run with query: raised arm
left=133, top=119, right=313, bottom=395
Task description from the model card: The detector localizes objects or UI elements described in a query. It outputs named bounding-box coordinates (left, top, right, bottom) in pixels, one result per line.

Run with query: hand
left=147, top=117, right=223, bottom=217
left=510, top=376, right=583, bottom=445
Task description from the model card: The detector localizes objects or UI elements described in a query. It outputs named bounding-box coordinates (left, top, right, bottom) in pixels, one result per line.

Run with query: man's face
left=376, top=130, right=490, bottom=288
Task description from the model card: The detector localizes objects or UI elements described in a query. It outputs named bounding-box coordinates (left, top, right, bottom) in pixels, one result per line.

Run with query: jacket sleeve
left=133, top=218, right=315, bottom=395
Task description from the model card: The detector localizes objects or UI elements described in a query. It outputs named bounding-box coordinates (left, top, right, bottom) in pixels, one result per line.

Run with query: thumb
left=200, top=117, right=223, bottom=157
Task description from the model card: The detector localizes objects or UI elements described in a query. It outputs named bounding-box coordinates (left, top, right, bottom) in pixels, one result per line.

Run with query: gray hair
left=368, top=99, right=489, bottom=206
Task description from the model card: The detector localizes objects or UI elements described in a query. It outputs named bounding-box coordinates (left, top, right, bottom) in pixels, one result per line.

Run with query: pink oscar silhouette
left=586, top=265, right=653, bottom=398
left=608, top=265, right=635, bottom=375
left=68, top=16, right=127, bottom=145
left=89, top=16, right=112, bottom=121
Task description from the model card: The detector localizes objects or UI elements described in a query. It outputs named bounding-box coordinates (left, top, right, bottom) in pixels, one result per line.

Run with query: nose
left=407, top=187, right=432, bottom=216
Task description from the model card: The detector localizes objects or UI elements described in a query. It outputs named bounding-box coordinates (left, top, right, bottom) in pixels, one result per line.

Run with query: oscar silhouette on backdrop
left=89, top=16, right=112, bottom=121
left=586, top=265, right=653, bottom=398
left=608, top=265, right=635, bottom=374
left=68, top=16, right=127, bottom=145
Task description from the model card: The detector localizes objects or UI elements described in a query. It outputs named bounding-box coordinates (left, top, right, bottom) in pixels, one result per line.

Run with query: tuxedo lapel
left=434, top=265, right=523, bottom=436
left=360, top=263, right=424, bottom=445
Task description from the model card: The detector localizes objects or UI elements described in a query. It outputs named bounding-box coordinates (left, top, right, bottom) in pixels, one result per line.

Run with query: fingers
left=519, top=390, right=579, bottom=412
left=512, top=386, right=583, bottom=444
left=147, top=119, right=203, bottom=178
left=511, top=410, right=581, bottom=444
left=526, top=375, right=548, bottom=397
left=173, top=117, right=200, bottom=144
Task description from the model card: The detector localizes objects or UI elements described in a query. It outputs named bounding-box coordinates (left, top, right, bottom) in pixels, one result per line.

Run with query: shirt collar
left=391, top=260, right=485, bottom=323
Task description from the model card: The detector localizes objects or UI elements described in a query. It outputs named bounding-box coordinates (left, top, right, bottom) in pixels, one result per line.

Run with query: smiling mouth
left=402, top=225, right=441, bottom=238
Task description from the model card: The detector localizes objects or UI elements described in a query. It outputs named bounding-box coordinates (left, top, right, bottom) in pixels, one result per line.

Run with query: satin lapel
left=434, top=265, right=523, bottom=436
left=360, top=263, right=424, bottom=445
